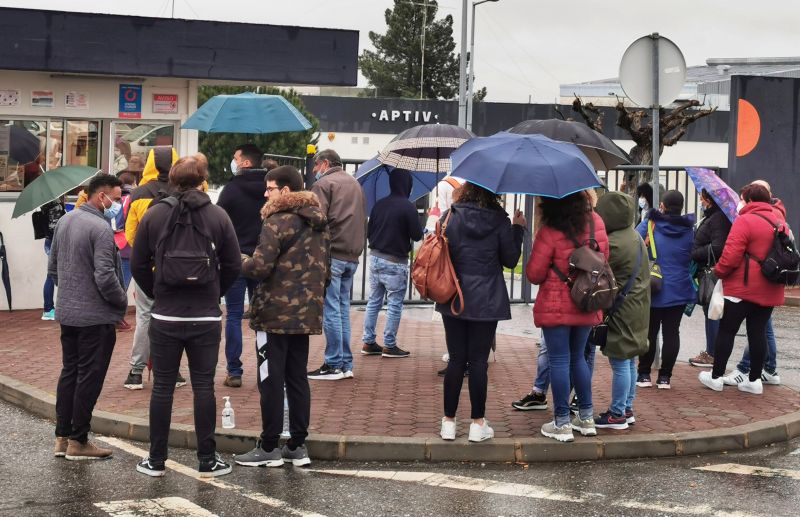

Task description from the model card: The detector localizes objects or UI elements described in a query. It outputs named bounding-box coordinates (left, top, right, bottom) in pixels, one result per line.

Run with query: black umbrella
left=377, top=123, right=474, bottom=174
left=0, top=232, right=11, bottom=311
left=7, top=125, right=42, bottom=164
left=508, top=119, right=630, bottom=170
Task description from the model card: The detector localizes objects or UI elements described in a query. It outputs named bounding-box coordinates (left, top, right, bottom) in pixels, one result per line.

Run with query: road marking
left=694, top=463, right=800, bottom=480
left=310, top=469, right=758, bottom=517
left=96, top=437, right=327, bottom=517
left=96, top=497, right=217, bottom=516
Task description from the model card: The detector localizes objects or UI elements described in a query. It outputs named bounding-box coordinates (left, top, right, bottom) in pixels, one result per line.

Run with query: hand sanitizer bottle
left=221, top=396, right=235, bottom=429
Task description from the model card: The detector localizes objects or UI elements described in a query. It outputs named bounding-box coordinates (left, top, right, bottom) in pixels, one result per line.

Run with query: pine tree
left=359, top=0, right=461, bottom=100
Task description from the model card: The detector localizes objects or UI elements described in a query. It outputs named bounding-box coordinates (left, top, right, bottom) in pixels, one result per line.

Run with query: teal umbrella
left=12, top=165, right=101, bottom=219
left=181, top=92, right=312, bottom=133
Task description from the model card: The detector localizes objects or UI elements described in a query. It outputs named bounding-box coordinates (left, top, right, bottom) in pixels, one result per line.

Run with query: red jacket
left=526, top=212, right=610, bottom=328
left=714, top=201, right=787, bottom=307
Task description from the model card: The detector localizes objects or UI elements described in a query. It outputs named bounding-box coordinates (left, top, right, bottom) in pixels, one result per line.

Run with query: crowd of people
left=42, top=143, right=792, bottom=474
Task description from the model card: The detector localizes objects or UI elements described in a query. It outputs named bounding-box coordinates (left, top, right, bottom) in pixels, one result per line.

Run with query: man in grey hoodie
left=48, top=174, right=128, bottom=461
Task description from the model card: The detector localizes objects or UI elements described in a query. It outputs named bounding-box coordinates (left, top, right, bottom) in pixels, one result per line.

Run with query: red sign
left=153, top=94, right=178, bottom=114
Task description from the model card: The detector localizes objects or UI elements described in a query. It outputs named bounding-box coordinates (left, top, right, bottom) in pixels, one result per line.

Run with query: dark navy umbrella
left=0, top=232, right=11, bottom=311
left=450, top=133, right=603, bottom=198
left=7, top=125, right=41, bottom=164
left=355, top=156, right=439, bottom=214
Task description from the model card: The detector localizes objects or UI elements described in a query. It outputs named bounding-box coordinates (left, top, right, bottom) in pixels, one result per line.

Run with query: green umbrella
left=12, top=165, right=102, bottom=219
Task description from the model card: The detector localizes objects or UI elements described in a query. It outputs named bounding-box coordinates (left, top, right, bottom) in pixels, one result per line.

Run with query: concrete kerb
left=2, top=372, right=799, bottom=463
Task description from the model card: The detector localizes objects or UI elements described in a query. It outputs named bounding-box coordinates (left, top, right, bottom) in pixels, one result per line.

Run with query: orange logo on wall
left=736, top=99, right=761, bottom=157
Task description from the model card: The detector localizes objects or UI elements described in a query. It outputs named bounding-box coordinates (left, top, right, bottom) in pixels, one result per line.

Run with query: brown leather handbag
left=411, top=210, right=464, bottom=315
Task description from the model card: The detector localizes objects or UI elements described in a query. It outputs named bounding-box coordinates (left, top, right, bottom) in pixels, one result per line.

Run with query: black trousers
left=638, top=305, right=685, bottom=378
left=55, top=324, right=116, bottom=442
left=257, top=333, right=311, bottom=451
left=442, top=315, right=498, bottom=419
left=712, top=300, right=773, bottom=381
left=148, top=319, right=221, bottom=462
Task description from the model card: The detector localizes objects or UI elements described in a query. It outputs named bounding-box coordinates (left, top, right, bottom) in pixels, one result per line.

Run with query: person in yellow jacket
left=122, top=146, right=185, bottom=391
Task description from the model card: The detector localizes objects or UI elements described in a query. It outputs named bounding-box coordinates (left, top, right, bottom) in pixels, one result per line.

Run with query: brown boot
left=54, top=437, right=68, bottom=457
left=65, top=439, right=113, bottom=461
left=223, top=375, right=242, bottom=388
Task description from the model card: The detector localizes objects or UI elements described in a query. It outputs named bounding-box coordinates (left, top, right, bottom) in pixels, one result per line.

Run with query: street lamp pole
left=466, top=0, right=499, bottom=131
left=458, top=0, right=468, bottom=128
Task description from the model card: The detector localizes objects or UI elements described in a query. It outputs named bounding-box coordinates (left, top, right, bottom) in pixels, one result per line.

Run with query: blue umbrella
left=355, top=156, right=440, bottom=214
left=182, top=92, right=312, bottom=133
left=450, top=133, right=603, bottom=198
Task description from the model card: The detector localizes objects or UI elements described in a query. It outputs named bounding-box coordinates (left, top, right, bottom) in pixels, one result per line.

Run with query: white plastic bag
left=708, top=280, right=725, bottom=320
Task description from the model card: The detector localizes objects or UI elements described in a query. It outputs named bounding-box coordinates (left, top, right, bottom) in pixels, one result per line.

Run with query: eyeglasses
left=266, top=186, right=281, bottom=192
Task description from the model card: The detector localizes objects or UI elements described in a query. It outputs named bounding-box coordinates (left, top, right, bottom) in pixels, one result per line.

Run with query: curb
left=3, top=372, right=799, bottom=463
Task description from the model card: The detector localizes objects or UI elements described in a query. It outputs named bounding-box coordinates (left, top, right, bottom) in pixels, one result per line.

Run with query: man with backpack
left=131, top=157, right=241, bottom=477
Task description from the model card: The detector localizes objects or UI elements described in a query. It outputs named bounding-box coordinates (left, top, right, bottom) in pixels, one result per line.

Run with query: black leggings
left=442, top=315, right=497, bottom=419
left=639, top=305, right=685, bottom=378
left=712, top=300, right=773, bottom=381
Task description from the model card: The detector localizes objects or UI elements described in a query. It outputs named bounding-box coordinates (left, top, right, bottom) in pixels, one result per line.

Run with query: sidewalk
left=1, top=306, right=799, bottom=462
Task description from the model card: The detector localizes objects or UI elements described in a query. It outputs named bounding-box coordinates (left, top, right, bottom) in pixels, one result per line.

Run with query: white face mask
left=638, top=197, right=647, bottom=209
left=230, top=159, right=238, bottom=175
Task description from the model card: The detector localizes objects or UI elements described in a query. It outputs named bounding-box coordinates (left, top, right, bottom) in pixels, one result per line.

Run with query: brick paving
left=1, top=307, right=799, bottom=439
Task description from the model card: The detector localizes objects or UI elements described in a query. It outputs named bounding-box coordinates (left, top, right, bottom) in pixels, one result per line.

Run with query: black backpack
left=746, top=212, right=800, bottom=285
left=154, top=197, right=219, bottom=287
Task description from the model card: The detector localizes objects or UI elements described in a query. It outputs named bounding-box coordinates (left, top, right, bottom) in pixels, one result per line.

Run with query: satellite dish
left=619, top=34, right=686, bottom=107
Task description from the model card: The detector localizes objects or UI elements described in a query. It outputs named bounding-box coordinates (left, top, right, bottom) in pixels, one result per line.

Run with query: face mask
left=102, top=194, right=122, bottom=220
left=230, top=159, right=238, bottom=175
left=638, top=197, right=647, bottom=209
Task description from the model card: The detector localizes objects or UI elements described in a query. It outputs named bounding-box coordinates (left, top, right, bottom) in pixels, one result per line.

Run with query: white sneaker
left=541, top=421, right=575, bottom=442
left=761, top=370, right=781, bottom=385
left=738, top=378, right=763, bottom=395
left=342, top=370, right=354, bottom=379
left=698, top=371, right=723, bottom=391
left=440, top=418, right=456, bottom=441
left=721, top=369, right=747, bottom=386
left=468, top=420, right=494, bottom=443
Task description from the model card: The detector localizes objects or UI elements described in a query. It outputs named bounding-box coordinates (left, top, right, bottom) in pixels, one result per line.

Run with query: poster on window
left=65, top=91, right=89, bottom=109
left=0, top=90, right=20, bottom=106
left=119, top=84, right=142, bottom=119
left=152, top=93, right=178, bottom=114
left=31, top=90, right=54, bottom=108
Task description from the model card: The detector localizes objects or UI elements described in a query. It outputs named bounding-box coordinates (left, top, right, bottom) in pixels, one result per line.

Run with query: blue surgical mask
left=102, top=196, right=121, bottom=220
left=230, top=159, right=238, bottom=175
left=638, top=197, right=647, bottom=209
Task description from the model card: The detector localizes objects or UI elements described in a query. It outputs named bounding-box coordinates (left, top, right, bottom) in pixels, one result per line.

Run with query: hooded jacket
left=595, top=192, right=651, bottom=360
left=636, top=209, right=696, bottom=308
left=714, top=201, right=787, bottom=307
left=527, top=212, right=610, bottom=328
left=691, top=204, right=731, bottom=268
left=217, top=167, right=269, bottom=255
left=367, top=169, right=424, bottom=260
left=125, top=146, right=178, bottom=247
left=435, top=202, right=524, bottom=321
left=242, top=191, right=330, bottom=334
left=311, top=166, right=367, bottom=262
left=130, top=189, right=241, bottom=320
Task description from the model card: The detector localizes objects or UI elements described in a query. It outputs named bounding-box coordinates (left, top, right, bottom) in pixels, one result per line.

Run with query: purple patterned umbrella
left=686, top=167, right=739, bottom=223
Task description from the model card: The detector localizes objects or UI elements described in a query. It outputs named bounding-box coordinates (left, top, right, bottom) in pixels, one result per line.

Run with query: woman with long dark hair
left=438, top=182, right=526, bottom=443
left=526, top=191, right=609, bottom=442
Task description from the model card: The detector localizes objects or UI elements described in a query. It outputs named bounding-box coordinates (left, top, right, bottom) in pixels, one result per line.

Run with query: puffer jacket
left=526, top=211, right=610, bottom=328
left=217, top=167, right=269, bottom=255
left=435, top=202, right=524, bottom=321
left=242, top=191, right=331, bottom=334
left=691, top=205, right=731, bottom=267
left=595, top=192, right=651, bottom=360
left=125, top=146, right=178, bottom=247
left=714, top=201, right=787, bottom=307
left=636, top=209, right=696, bottom=308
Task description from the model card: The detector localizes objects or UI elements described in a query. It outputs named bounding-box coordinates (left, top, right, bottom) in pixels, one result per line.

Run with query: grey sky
left=2, top=0, right=799, bottom=103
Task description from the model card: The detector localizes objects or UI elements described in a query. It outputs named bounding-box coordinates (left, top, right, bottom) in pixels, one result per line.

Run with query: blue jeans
left=542, top=325, right=593, bottom=426
left=43, top=239, right=55, bottom=312
left=703, top=304, right=719, bottom=356
left=120, top=257, right=133, bottom=292
left=362, top=255, right=408, bottom=348
left=323, top=258, right=358, bottom=371
left=737, top=316, right=777, bottom=374
left=532, top=334, right=550, bottom=393
left=608, top=357, right=637, bottom=416
left=223, top=275, right=259, bottom=377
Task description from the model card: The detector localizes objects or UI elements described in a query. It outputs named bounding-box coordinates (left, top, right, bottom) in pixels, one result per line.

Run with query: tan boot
left=54, top=437, right=68, bottom=457
left=65, top=439, right=113, bottom=461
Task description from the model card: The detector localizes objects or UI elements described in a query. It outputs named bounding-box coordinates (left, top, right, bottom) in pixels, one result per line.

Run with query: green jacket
left=595, top=192, right=651, bottom=360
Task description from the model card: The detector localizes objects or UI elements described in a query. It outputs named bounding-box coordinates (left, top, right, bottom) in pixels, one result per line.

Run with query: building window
left=112, top=122, right=175, bottom=180
left=0, top=119, right=47, bottom=192
left=351, top=136, right=359, bottom=144
left=362, top=136, right=370, bottom=145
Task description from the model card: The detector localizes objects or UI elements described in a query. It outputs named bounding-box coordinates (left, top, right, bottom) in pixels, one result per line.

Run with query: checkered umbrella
left=377, top=124, right=474, bottom=175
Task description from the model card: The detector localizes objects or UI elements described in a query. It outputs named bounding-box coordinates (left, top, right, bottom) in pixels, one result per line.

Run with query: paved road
left=3, top=398, right=798, bottom=517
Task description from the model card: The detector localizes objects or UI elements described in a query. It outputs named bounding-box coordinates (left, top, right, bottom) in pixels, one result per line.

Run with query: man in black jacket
left=131, top=157, right=241, bottom=478
left=217, top=143, right=266, bottom=387
left=360, top=169, right=424, bottom=358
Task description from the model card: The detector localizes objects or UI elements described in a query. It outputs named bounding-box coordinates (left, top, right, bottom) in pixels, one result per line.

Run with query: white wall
left=315, top=131, right=394, bottom=161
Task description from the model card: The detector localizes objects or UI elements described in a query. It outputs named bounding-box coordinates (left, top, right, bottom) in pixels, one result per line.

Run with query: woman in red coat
left=526, top=191, right=609, bottom=442
left=699, top=184, right=787, bottom=395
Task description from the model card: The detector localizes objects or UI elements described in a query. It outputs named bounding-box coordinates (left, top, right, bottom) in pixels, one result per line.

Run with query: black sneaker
left=198, top=453, right=232, bottom=478
left=361, top=342, right=383, bottom=355
left=636, top=373, right=652, bottom=388
left=511, top=391, right=548, bottom=411
left=656, top=375, right=671, bottom=389
left=382, top=346, right=410, bottom=358
left=307, top=363, right=344, bottom=380
left=124, top=371, right=143, bottom=390
left=625, top=409, right=636, bottom=425
left=136, top=457, right=166, bottom=477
